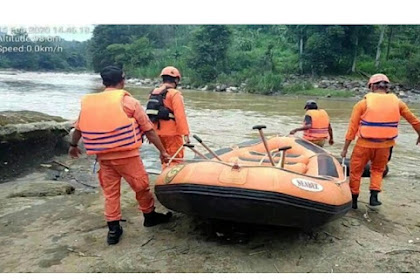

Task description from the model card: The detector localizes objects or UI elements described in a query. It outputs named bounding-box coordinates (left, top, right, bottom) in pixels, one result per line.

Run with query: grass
left=285, top=88, right=354, bottom=97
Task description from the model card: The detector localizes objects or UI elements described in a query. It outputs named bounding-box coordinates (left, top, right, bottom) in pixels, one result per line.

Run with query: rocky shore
left=126, top=75, right=420, bottom=102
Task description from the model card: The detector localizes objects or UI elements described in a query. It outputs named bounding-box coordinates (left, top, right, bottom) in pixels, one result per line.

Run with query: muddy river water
left=1, top=71, right=420, bottom=176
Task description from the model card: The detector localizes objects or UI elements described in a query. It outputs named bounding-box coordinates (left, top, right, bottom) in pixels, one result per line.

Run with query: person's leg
left=117, top=156, right=172, bottom=227
left=116, top=156, right=154, bottom=213
left=369, top=147, right=391, bottom=206
left=349, top=145, right=371, bottom=209
left=98, top=160, right=123, bottom=245
left=98, top=161, right=123, bottom=221
left=160, top=135, right=184, bottom=168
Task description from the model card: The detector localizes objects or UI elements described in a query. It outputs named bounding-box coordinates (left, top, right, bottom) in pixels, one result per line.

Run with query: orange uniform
left=75, top=88, right=155, bottom=221
left=345, top=93, right=420, bottom=195
left=150, top=85, right=189, bottom=165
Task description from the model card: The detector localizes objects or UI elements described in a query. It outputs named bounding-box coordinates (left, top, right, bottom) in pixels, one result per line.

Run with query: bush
left=245, top=72, right=283, bottom=95
left=356, top=59, right=376, bottom=75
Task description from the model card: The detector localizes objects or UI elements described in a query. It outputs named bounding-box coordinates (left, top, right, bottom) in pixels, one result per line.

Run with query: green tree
left=188, top=25, right=232, bottom=83
left=107, top=37, right=153, bottom=70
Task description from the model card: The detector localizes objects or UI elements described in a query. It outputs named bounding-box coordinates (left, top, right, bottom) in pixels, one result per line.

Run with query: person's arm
left=399, top=100, right=420, bottom=145
left=68, top=116, right=82, bottom=158
left=328, top=123, right=334, bottom=145
left=341, top=139, right=352, bottom=158
left=341, top=101, right=365, bottom=157
left=290, top=115, right=311, bottom=135
left=171, top=92, right=190, bottom=142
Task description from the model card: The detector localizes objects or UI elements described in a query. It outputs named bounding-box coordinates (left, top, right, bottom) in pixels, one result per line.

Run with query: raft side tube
left=156, top=184, right=352, bottom=229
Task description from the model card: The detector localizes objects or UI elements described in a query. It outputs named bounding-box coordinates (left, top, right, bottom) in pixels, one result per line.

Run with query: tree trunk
left=386, top=26, right=393, bottom=61
left=351, top=35, right=359, bottom=73
left=299, top=35, right=304, bottom=74
left=375, top=26, right=386, bottom=69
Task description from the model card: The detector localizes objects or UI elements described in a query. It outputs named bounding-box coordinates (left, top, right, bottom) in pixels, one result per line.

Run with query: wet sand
left=0, top=149, right=419, bottom=273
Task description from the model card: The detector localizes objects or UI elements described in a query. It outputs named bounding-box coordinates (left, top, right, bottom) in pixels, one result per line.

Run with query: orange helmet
left=160, top=66, right=181, bottom=80
left=368, top=74, right=390, bottom=87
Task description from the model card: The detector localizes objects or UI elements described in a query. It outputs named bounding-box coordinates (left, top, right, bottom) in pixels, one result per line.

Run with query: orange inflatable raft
left=155, top=136, right=352, bottom=229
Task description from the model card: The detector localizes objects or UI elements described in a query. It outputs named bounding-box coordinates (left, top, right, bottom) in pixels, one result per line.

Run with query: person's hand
left=289, top=129, right=296, bottom=135
left=340, top=148, right=347, bottom=158
left=160, top=151, right=170, bottom=163
left=184, top=135, right=190, bottom=144
left=69, top=146, right=82, bottom=159
left=329, top=138, right=334, bottom=146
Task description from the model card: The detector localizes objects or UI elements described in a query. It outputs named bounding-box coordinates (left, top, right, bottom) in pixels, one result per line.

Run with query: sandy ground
left=0, top=153, right=420, bottom=273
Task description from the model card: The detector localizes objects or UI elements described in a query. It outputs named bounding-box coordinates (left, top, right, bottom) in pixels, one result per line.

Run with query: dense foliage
left=88, top=25, right=420, bottom=93
left=2, top=25, right=420, bottom=93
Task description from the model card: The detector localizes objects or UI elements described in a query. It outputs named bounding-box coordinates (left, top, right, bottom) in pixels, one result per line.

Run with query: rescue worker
left=146, top=66, right=190, bottom=168
left=289, top=100, right=334, bottom=147
left=69, top=66, right=173, bottom=245
left=341, top=74, right=420, bottom=209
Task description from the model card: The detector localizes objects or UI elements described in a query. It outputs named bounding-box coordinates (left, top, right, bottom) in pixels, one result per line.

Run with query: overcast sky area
left=0, top=24, right=94, bottom=41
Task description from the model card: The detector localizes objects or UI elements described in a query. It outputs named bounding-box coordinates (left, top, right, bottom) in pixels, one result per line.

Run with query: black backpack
left=146, top=88, right=175, bottom=124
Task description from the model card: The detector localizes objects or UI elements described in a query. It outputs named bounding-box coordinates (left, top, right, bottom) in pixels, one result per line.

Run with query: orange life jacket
left=357, top=92, right=400, bottom=142
left=303, top=109, right=330, bottom=140
left=78, top=90, right=142, bottom=155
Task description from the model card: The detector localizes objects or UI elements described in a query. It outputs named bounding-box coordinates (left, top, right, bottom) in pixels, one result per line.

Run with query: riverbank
left=0, top=149, right=419, bottom=272
left=126, top=74, right=420, bottom=102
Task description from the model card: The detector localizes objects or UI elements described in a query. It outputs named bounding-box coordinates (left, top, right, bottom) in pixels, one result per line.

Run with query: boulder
left=227, top=87, right=239, bottom=93
left=0, top=111, right=72, bottom=182
left=215, top=84, right=228, bottom=92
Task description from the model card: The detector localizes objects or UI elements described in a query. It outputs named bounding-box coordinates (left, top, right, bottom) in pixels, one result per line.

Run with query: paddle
left=193, top=134, right=222, bottom=161
left=252, top=125, right=275, bottom=166
left=184, top=143, right=209, bottom=160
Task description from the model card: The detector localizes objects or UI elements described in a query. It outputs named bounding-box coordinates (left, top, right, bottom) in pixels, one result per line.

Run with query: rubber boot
left=369, top=190, right=382, bottom=206
left=107, top=221, right=123, bottom=245
left=351, top=194, right=359, bottom=209
left=143, top=210, right=173, bottom=227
